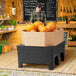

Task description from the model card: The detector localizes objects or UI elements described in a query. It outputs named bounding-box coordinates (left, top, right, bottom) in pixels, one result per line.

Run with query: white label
left=12, top=7, right=16, bottom=15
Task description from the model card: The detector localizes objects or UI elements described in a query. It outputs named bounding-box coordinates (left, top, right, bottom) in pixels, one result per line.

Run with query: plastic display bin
left=22, top=29, right=64, bottom=47
left=17, top=41, right=65, bottom=70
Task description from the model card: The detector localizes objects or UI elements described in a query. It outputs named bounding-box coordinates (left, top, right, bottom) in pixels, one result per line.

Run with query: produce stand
left=17, top=41, right=65, bottom=70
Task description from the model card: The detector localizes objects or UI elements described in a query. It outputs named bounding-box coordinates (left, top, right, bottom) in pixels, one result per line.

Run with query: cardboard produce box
left=22, top=30, right=64, bottom=47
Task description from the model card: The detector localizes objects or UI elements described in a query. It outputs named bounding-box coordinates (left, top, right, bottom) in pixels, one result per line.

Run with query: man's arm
left=30, top=12, right=34, bottom=23
left=43, top=12, right=46, bottom=25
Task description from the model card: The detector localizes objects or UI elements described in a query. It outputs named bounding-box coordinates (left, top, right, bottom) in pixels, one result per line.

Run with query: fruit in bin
left=26, top=21, right=56, bottom=32
left=26, top=24, right=37, bottom=32
left=30, top=29, right=37, bottom=32
left=38, top=25, right=44, bottom=32
left=47, top=22, right=56, bottom=31
left=34, top=21, right=44, bottom=29
left=39, top=26, right=48, bottom=32
left=26, top=25, right=31, bottom=32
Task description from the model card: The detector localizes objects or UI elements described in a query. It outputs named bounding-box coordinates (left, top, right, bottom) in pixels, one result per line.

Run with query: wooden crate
left=68, top=41, right=76, bottom=46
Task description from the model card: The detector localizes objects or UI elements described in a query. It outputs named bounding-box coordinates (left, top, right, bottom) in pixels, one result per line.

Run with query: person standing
left=30, top=3, right=46, bottom=25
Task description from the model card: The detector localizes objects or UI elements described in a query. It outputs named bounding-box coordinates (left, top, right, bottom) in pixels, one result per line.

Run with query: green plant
left=62, top=16, right=67, bottom=21
left=0, top=25, right=6, bottom=29
left=70, top=15, right=76, bottom=21
left=57, top=16, right=62, bottom=21
left=0, top=40, right=9, bottom=46
left=57, top=16, right=68, bottom=21
left=9, top=19, right=17, bottom=26
left=68, top=34, right=76, bottom=41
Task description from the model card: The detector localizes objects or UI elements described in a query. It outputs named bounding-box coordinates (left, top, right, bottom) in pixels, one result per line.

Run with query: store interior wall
left=0, top=0, right=5, bottom=15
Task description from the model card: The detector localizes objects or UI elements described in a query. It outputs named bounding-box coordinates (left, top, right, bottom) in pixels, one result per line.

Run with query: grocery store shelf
left=0, top=18, right=10, bottom=21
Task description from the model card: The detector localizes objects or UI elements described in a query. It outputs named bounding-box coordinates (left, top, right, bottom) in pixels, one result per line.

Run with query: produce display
left=68, top=34, right=76, bottom=41
left=26, top=21, right=56, bottom=32
left=57, top=16, right=67, bottom=21
left=0, top=25, right=6, bottom=31
left=70, top=15, right=76, bottom=21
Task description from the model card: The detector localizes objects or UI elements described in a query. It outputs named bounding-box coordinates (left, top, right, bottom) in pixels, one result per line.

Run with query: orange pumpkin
left=34, top=21, right=43, bottom=29
left=26, top=24, right=37, bottom=32
left=39, top=26, right=48, bottom=32
left=30, top=29, right=37, bottom=32
left=47, top=22, right=56, bottom=31
left=38, top=25, right=44, bottom=32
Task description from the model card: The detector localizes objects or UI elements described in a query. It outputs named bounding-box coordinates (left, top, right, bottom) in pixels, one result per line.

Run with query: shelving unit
left=0, top=30, right=17, bottom=34
left=56, top=21, right=76, bottom=46
left=0, top=18, right=10, bottom=21
left=0, top=30, right=17, bottom=40
left=0, top=18, right=10, bottom=25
